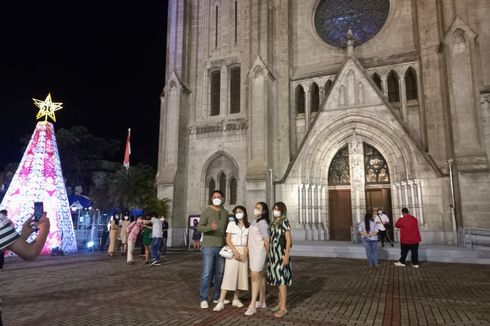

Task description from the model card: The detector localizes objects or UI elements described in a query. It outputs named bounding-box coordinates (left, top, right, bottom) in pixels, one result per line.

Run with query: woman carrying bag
left=213, top=206, right=250, bottom=311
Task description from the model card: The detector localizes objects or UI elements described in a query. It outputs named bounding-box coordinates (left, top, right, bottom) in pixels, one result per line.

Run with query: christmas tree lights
left=0, top=94, right=77, bottom=254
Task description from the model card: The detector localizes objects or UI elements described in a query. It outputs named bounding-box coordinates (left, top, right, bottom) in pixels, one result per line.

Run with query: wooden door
left=328, top=190, right=352, bottom=241
left=365, top=188, right=393, bottom=238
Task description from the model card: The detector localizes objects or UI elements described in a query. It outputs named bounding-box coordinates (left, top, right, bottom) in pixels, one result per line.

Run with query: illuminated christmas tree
left=0, top=94, right=77, bottom=254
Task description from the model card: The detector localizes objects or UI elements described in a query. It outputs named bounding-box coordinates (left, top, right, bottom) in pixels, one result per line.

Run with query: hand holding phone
left=34, top=202, right=44, bottom=222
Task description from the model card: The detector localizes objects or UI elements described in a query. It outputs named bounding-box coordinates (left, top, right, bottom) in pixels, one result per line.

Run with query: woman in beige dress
left=107, top=216, right=120, bottom=256
left=245, top=202, right=270, bottom=316
left=213, top=206, right=250, bottom=312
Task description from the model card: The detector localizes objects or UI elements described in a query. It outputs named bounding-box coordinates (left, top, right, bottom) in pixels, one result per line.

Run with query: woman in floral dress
left=266, top=202, right=292, bottom=318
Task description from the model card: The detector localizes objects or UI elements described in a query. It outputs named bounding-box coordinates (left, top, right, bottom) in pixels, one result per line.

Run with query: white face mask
left=124, top=216, right=129, bottom=220
left=212, top=198, right=222, bottom=206
left=235, top=212, right=244, bottom=220
left=160, top=218, right=165, bottom=222
left=254, top=208, right=261, bottom=217
left=273, top=210, right=281, bottom=218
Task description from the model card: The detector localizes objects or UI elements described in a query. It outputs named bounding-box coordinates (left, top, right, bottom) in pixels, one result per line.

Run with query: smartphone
left=34, top=202, right=44, bottom=222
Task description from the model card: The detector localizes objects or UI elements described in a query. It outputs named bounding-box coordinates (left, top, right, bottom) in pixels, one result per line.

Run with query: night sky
left=0, top=1, right=168, bottom=169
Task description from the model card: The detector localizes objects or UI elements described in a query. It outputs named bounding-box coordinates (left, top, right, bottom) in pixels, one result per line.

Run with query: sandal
left=274, top=307, right=288, bottom=318
left=271, top=305, right=281, bottom=312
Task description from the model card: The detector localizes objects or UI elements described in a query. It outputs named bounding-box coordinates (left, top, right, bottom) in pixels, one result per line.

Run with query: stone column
left=399, top=76, right=408, bottom=122
left=381, top=77, right=388, bottom=98
left=349, top=134, right=366, bottom=226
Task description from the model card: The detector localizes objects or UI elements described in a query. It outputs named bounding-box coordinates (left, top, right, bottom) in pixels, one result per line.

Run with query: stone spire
left=346, top=27, right=354, bottom=57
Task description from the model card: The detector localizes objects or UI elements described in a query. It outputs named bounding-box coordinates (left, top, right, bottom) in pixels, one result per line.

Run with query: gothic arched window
left=310, top=83, right=320, bottom=113
left=229, top=177, right=237, bottom=205
left=208, top=178, right=216, bottom=204
left=405, top=67, right=418, bottom=101
left=328, top=145, right=350, bottom=185
left=324, top=80, right=333, bottom=96
left=387, top=70, right=400, bottom=103
left=230, top=66, right=241, bottom=113
left=372, top=73, right=383, bottom=92
left=210, top=69, right=221, bottom=116
left=364, top=143, right=390, bottom=184
left=205, top=152, right=239, bottom=205
left=296, top=85, right=305, bottom=114
left=218, top=172, right=227, bottom=194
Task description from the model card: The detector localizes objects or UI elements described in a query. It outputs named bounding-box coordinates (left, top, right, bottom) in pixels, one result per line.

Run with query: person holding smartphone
left=0, top=209, right=50, bottom=325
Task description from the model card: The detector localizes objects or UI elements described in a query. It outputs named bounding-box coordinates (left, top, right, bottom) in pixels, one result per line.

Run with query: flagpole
left=123, top=128, right=131, bottom=173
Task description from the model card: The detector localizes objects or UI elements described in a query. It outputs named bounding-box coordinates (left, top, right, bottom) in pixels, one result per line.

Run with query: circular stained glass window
left=314, top=0, right=390, bottom=48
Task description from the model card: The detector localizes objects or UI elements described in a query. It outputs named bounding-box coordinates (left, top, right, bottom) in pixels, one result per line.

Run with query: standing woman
left=267, top=202, right=292, bottom=318
left=107, top=215, right=120, bottom=257
left=191, top=219, right=202, bottom=251
left=120, top=215, right=130, bottom=254
left=245, top=202, right=270, bottom=316
left=141, top=216, right=153, bottom=264
left=358, top=212, right=379, bottom=267
left=213, top=206, right=250, bottom=311
left=126, top=216, right=143, bottom=264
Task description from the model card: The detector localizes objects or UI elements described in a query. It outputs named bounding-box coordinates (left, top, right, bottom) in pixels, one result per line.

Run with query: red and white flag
left=123, top=128, right=131, bottom=170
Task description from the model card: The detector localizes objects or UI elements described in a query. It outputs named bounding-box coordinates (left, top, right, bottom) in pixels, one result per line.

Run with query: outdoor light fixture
left=87, top=241, right=95, bottom=248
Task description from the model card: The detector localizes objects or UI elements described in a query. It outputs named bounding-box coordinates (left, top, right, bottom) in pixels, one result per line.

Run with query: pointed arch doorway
left=327, top=141, right=393, bottom=241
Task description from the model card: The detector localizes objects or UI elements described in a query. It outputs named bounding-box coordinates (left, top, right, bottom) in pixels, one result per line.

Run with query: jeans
left=150, top=237, right=163, bottom=262
left=399, top=243, right=419, bottom=265
left=199, top=247, right=225, bottom=302
left=160, top=237, right=167, bottom=255
left=362, top=239, right=379, bottom=267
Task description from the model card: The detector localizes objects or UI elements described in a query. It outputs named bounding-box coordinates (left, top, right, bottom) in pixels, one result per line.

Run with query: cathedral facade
left=157, top=0, right=490, bottom=246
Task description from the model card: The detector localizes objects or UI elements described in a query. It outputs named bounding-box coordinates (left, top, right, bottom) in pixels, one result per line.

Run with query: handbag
left=219, top=246, right=233, bottom=259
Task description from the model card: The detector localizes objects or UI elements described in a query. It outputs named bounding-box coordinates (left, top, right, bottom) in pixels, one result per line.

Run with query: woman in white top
left=245, top=202, right=270, bottom=316
left=213, top=206, right=250, bottom=312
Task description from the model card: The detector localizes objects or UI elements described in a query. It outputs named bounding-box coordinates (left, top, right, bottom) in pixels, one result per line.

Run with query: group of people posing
left=358, top=207, right=422, bottom=268
left=197, top=190, right=292, bottom=318
left=107, top=213, right=169, bottom=266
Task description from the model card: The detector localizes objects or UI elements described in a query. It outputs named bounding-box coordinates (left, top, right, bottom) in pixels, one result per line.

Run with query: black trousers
left=379, top=230, right=393, bottom=245
left=399, top=243, right=419, bottom=265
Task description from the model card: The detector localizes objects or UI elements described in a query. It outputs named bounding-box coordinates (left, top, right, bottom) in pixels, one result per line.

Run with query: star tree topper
left=33, top=93, right=63, bottom=122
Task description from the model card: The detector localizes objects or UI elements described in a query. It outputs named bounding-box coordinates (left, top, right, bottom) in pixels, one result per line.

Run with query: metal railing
left=459, top=227, right=490, bottom=249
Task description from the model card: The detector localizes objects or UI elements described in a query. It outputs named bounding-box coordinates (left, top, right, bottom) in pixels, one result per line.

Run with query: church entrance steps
left=290, top=240, right=490, bottom=265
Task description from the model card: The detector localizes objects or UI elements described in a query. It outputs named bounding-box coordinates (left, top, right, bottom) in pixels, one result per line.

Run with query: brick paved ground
left=1, top=250, right=490, bottom=326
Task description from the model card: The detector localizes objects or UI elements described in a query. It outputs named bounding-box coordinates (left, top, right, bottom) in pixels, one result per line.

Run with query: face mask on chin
left=212, top=198, right=222, bottom=206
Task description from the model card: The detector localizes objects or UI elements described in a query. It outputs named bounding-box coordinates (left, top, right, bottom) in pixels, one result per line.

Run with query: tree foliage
left=100, top=164, right=170, bottom=218
left=55, top=126, right=121, bottom=194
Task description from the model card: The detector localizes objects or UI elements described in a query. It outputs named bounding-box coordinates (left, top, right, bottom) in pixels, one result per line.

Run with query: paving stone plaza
left=2, top=250, right=490, bottom=326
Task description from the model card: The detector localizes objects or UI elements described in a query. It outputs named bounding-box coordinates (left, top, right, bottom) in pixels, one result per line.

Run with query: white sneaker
left=394, top=261, right=406, bottom=267
left=413, top=264, right=419, bottom=268
left=232, top=299, right=244, bottom=308
left=213, top=302, right=225, bottom=312
left=200, top=301, right=209, bottom=309
left=213, top=299, right=230, bottom=304
left=255, top=301, right=266, bottom=309
left=244, top=305, right=257, bottom=316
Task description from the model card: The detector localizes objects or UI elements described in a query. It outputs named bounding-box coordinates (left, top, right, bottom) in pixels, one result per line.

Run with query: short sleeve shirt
left=0, top=215, right=20, bottom=250
left=226, top=222, right=249, bottom=246
left=358, top=220, right=378, bottom=241
left=151, top=217, right=163, bottom=238
left=251, top=219, right=269, bottom=240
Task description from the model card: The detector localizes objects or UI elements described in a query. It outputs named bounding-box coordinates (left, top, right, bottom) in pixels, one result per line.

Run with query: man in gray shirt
left=150, top=213, right=163, bottom=266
